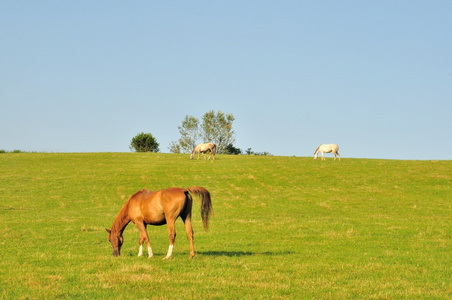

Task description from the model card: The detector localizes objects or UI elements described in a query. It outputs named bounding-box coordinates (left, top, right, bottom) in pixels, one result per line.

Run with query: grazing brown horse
left=190, top=143, right=216, bottom=160
left=106, top=186, right=213, bottom=259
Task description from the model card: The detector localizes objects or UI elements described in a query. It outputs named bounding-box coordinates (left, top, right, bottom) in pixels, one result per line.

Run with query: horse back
left=197, top=142, right=215, bottom=152
left=128, top=188, right=188, bottom=225
left=321, top=144, right=339, bottom=152
left=329, top=144, right=339, bottom=151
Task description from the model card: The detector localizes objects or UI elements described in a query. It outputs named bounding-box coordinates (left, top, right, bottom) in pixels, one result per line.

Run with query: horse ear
left=105, top=228, right=111, bottom=234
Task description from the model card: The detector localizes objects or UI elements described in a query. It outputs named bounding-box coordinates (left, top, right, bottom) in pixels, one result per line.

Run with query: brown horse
left=106, top=186, right=213, bottom=259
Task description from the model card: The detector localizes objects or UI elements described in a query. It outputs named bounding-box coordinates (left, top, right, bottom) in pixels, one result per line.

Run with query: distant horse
left=190, top=143, right=216, bottom=160
left=106, top=186, right=213, bottom=259
left=313, top=144, right=341, bottom=161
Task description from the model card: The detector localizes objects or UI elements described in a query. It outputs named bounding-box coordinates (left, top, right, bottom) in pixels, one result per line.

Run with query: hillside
left=1, top=153, right=451, bottom=298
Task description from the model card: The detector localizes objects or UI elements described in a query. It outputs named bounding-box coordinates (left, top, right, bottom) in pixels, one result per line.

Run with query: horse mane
left=111, top=201, right=130, bottom=235
left=111, top=189, right=152, bottom=234
left=130, top=189, right=152, bottom=199
left=314, top=145, right=321, bottom=154
left=192, top=144, right=200, bottom=153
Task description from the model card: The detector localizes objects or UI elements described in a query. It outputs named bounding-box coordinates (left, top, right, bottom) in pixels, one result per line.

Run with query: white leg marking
left=164, top=244, right=174, bottom=259
left=138, top=245, right=143, bottom=257
left=148, top=246, right=153, bottom=258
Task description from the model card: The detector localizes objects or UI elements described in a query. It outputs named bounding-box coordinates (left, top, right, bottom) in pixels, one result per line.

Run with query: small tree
left=130, top=132, right=159, bottom=152
left=168, top=141, right=182, bottom=154
left=169, top=110, right=236, bottom=154
left=169, top=115, right=199, bottom=153
left=201, top=110, right=235, bottom=154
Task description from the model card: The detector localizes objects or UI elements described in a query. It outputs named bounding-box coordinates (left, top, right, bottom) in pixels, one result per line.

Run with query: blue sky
left=1, top=1, right=451, bottom=159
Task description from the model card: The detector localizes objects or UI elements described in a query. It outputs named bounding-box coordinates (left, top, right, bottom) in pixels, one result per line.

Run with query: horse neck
left=314, top=146, right=320, bottom=156
left=111, top=202, right=131, bottom=236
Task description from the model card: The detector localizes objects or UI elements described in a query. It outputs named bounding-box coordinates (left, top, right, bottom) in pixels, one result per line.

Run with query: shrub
left=129, top=132, right=160, bottom=152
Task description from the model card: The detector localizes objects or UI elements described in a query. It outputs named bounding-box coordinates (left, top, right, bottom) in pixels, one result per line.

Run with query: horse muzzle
left=112, top=250, right=120, bottom=257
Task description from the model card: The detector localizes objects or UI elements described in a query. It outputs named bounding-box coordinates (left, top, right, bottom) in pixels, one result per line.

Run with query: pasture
left=0, top=153, right=451, bottom=298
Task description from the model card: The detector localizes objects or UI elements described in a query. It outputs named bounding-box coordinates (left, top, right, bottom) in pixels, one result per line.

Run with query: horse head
left=106, top=228, right=123, bottom=256
left=190, top=153, right=194, bottom=160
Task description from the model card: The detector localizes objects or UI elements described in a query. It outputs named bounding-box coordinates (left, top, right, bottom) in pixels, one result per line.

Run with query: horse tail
left=185, top=186, right=213, bottom=231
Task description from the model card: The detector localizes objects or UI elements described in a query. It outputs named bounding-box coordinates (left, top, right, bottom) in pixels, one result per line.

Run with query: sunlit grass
left=0, top=153, right=451, bottom=298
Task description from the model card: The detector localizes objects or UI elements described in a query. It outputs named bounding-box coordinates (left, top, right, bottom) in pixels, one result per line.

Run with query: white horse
left=313, top=144, right=340, bottom=161
left=190, top=143, right=216, bottom=160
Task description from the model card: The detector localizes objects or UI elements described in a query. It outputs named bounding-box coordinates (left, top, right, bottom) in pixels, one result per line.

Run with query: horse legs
left=182, top=215, right=195, bottom=259
left=164, top=220, right=176, bottom=259
left=333, top=151, right=340, bottom=161
left=321, top=152, right=325, bottom=160
left=136, top=222, right=153, bottom=258
left=209, top=148, right=215, bottom=160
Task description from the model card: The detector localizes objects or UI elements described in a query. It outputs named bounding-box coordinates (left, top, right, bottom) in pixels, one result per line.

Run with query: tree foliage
left=201, top=110, right=235, bottom=153
left=169, top=110, right=236, bottom=154
left=169, top=116, right=199, bottom=154
left=130, top=132, right=159, bottom=152
left=225, top=144, right=242, bottom=155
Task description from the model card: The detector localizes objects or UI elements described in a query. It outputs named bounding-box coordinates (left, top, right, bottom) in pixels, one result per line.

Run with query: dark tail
left=185, top=186, right=213, bottom=231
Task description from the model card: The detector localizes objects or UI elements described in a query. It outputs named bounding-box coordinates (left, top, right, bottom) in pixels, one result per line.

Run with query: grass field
left=0, top=153, right=451, bottom=299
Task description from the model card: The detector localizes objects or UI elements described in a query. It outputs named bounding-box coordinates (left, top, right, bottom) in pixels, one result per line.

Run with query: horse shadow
left=197, top=250, right=296, bottom=257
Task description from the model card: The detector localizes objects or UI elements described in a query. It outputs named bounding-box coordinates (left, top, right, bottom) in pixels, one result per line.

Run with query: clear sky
left=1, top=1, right=451, bottom=160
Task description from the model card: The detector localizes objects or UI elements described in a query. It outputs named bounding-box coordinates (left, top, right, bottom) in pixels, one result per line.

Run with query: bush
left=245, top=148, right=271, bottom=156
left=129, top=132, right=160, bottom=153
left=225, top=144, right=242, bottom=155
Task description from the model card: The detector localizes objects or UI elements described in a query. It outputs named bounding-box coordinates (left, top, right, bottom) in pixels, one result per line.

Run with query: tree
left=201, top=110, right=235, bottom=154
left=225, top=144, right=242, bottom=155
left=169, top=110, right=236, bottom=154
left=169, top=116, right=199, bottom=153
left=130, top=132, right=159, bottom=152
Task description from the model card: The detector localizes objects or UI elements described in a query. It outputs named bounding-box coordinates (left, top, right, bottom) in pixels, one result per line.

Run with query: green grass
left=0, top=153, right=451, bottom=298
